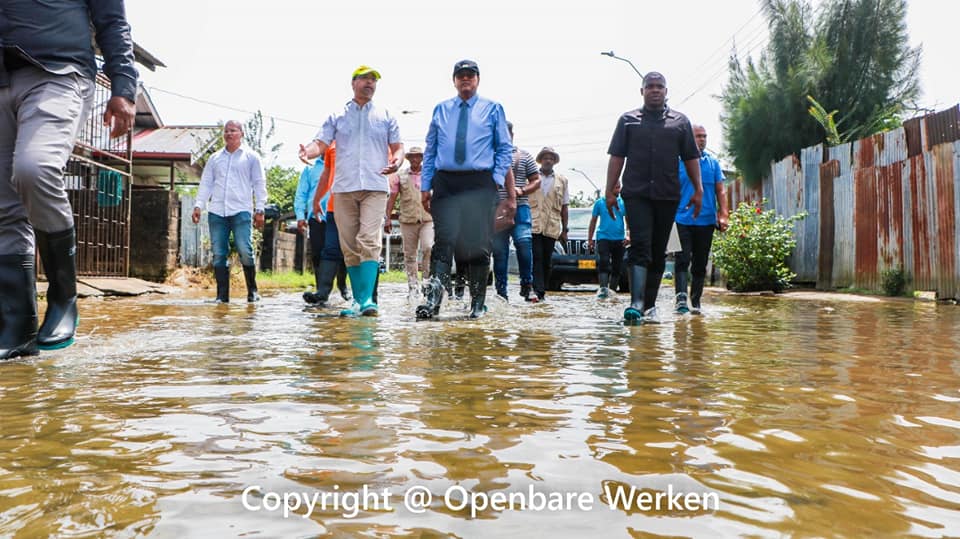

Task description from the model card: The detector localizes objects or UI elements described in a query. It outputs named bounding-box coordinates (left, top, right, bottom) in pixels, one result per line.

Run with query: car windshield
left=567, top=208, right=593, bottom=231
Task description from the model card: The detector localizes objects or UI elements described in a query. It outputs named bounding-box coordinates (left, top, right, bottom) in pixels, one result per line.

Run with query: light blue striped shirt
left=314, top=100, right=401, bottom=193
left=422, top=94, right=512, bottom=191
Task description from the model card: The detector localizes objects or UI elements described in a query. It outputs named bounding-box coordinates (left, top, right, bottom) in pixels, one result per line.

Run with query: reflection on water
left=1, top=287, right=959, bottom=537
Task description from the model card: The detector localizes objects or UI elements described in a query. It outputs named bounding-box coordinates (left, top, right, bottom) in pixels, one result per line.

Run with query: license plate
left=578, top=259, right=596, bottom=270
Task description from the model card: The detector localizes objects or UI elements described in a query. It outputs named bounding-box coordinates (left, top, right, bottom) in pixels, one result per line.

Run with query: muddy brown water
left=1, top=285, right=958, bottom=538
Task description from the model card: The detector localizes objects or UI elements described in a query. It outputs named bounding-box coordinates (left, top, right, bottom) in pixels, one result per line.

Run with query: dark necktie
left=455, top=101, right=468, bottom=164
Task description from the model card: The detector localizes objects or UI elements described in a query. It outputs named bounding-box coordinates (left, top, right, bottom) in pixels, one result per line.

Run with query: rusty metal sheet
left=954, top=141, right=960, bottom=299
left=909, top=154, right=934, bottom=290
left=925, top=104, right=960, bottom=151
left=904, top=117, right=923, bottom=158
left=854, top=136, right=876, bottom=170
left=833, top=171, right=856, bottom=288
left=876, top=162, right=905, bottom=274
left=854, top=167, right=879, bottom=290
left=818, top=160, right=839, bottom=289
left=931, top=143, right=958, bottom=298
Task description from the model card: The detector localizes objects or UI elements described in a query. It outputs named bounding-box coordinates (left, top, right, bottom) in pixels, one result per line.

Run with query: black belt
left=438, top=169, right=488, bottom=176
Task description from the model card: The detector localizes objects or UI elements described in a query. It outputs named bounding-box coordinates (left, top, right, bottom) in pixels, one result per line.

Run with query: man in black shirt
left=0, top=0, right=137, bottom=358
left=605, top=71, right=703, bottom=324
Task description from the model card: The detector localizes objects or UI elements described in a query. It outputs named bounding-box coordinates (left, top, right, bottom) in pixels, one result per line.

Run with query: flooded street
left=1, top=285, right=959, bottom=538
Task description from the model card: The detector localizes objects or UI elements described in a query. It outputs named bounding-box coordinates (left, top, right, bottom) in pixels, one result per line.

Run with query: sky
left=125, top=0, right=958, bottom=197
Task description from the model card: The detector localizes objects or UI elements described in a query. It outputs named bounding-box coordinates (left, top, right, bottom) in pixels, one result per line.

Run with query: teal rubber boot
left=340, top=266, right=362, bottom=317
left=358, top=260, right=380, bottom=316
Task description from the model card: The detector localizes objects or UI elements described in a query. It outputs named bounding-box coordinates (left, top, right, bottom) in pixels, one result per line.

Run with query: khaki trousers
left=400, top=220, right=433, bottom=285
left=335, top=190, right=387, bottom=267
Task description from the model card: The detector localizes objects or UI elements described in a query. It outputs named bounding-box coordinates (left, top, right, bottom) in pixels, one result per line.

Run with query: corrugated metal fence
left=729, top=104, right=960, bottom=300
left=178, top=194, right=212, bottom=268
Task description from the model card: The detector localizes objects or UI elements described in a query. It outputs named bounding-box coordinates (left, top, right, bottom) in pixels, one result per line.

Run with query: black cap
left=453, top=59, right=480, bottom=76
left=643, top=71, right=666, bottom=86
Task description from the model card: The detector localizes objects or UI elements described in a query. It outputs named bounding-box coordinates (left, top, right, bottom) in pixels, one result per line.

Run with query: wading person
left=385, top=147, right=433, bottom=301
left=298, top=65, right=403, bottom=317
left=529, top=146, right=568, bottom=303
left=295, top=155, right=347, bottom=305
left=588, top=192, right=626, bottom=299
left=0, top=0, right=137, bottom=358
left=193, top=121, right=268, bottom=304
left=493, top=122, right=539, bottom=301
left=605, top=71, right=703, bottom=324
left=674, top=124, right=728, bottom=314
left=418, top=59, right=515, bottom=319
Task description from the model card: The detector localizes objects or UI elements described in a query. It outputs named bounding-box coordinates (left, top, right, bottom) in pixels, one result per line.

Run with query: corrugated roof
left=132, top=126, right=219, bottom=163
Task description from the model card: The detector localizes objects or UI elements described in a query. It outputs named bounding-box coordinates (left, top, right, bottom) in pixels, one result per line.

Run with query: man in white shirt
left=192, top=120, right=268, bottom=303
left=298, top=65, right=404, bottom=317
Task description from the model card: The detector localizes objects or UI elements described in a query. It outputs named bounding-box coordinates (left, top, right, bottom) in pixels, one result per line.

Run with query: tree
left=265, top=165, right=299, bottom=215
left=721, top=0, right=921, bottom=184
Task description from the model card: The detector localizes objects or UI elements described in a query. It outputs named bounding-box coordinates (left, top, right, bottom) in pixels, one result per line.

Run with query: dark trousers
left=531, top=233, right=556, bottom=298
left=430, top=171, right=498, bottom=274
left=596, top=238, right=625, bottom=282
left=308, top=218, right=326, bottom=268
left=317, top=212, right=350, bottom=295
left=676, top=223, right=715, bottom=306
left=623, top=197, right=679, bottom=310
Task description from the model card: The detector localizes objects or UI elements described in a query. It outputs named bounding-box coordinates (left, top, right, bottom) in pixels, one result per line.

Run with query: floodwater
left=1, top=285, right=959, bottom=538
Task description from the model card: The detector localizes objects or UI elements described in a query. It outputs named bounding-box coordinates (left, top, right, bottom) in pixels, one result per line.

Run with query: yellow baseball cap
left=352, top=65, right=381, bottom=80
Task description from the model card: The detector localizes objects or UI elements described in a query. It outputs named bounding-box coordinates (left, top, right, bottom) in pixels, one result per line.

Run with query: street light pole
left=600, top=50, right=643, bottom=79
left=570, top=167, right=601, bottom=198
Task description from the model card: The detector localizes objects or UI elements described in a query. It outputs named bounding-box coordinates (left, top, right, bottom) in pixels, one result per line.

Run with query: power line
left=146, top=86, right=322, bottom=128
left=675, top=32, right=769, bottom=107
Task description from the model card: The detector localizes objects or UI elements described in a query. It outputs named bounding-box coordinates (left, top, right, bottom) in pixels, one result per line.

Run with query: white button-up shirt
left=195, top=145, right=268, bottom=216
left=315, top=100, right=401, bottom=193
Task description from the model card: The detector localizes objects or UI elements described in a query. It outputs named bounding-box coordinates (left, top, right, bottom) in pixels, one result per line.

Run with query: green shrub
left=881, top=266, right=906, bottom=296
left=712, top=199, right=806, bottom=292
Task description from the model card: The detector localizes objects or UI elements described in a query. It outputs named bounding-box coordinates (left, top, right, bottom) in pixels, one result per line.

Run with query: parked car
left=548, top=207, right=629, bottom=292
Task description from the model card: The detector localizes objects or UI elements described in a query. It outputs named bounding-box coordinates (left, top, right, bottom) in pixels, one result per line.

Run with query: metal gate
left=65, top=73, right=133, bottom=277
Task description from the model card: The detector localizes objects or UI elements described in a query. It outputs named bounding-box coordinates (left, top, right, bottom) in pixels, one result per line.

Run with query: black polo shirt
left=607, top=106, right=700, bottom=201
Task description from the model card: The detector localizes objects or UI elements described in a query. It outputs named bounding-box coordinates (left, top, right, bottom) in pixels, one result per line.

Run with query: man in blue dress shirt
left=417, top=60, right=515, bottom=319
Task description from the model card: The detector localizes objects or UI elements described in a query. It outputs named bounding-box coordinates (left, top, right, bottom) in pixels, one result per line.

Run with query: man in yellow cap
left=299, top=65, right=404, bottom=317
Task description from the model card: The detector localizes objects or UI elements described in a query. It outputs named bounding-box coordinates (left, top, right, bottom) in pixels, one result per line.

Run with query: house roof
left=132, top=126, right=220, bottom=164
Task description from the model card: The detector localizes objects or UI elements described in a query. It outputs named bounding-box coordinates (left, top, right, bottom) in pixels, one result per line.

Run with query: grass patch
left=255, top=269, right=411, bottom=290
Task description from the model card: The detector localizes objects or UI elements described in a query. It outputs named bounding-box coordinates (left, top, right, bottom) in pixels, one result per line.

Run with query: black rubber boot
left=243, top=265, right=260, bottom=302
left=691, top=275, right=705, bottom=311
left=36, top=228, right=78, bottom=350
left=468, top=263, right=489, bottom=319
left=624, top=265, right=647, bottom=322
left=337, top=262, right=350, bottom=301
left=675, top=270, right=689, bottom=314
left=304, top=259, right=339, bottom=306
left=0, top=255, right=39, bottom=359
left=520, top=283, right=531, bottom=301
left=417, top=261, right=450, bottom=319
left=214, top=266, right=230, bottom=303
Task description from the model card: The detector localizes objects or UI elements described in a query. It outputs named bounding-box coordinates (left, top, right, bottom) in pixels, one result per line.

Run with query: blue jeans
left=208, top=211, right=255, bottom=268
left=493, top=203, right=532, bottom=297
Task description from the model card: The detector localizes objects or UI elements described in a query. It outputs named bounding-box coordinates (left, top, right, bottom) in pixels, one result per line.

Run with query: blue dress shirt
left=422, top=94, right=512, bottom=191
left=315, top=100, right=400, bottom=194
left=294, top=159, right=329, bottom=222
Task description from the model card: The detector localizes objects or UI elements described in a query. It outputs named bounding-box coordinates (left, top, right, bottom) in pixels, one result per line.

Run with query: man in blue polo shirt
left=674, top=125, right=728, bottom=314
left=588, top=194, right=626, bottom=299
